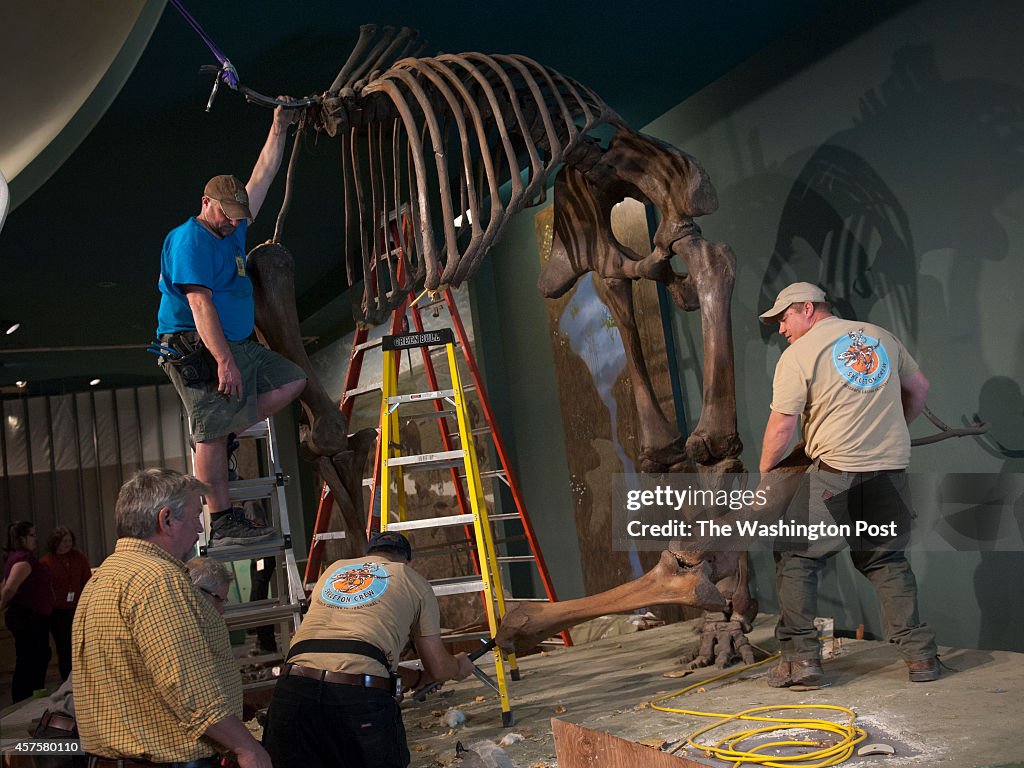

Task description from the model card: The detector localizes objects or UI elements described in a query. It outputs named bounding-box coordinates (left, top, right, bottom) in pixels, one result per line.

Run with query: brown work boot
left=906, top=656, right=940, bottom=682
left=767, top=659, right=824, bottom=688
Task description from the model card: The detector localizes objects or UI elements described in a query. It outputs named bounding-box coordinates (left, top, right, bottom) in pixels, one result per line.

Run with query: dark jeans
left=775, top=468, right=936, bottom=661
left=263, top=675, right=410, bottom=768
left=5, top=605, right=52, bottom=703
left=50, top=607, right=75, bottom=680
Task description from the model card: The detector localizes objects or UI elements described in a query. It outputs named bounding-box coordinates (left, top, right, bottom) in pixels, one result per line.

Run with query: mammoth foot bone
left=683, top=613, right=756, bottom=669
left=495, top=550, right=726, bottom=655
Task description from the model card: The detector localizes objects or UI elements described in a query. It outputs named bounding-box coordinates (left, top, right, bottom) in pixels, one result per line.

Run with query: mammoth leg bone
left=247, top=242, right=349, bottom=459
left=495, top=550, right=726, bottom=655
left=247, top=242, right=369, bottom=554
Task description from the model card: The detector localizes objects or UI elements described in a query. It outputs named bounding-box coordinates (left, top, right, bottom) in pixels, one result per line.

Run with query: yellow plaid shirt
left=71, top=539, right=242, bottom=762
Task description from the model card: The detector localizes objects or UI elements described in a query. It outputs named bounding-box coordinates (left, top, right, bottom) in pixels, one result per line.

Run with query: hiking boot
left=210, top=508, right=279, bottom=546
left=906, top=656, right=940, bottom=682
left=767, top=658, right=824, bottom=688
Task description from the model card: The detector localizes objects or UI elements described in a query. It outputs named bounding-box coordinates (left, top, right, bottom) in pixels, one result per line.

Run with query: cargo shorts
left=162, top=333, right=305, bottom=443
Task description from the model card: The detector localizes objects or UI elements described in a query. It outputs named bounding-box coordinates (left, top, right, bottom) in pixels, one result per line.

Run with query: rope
left=648, top=654, right=868, bottom=768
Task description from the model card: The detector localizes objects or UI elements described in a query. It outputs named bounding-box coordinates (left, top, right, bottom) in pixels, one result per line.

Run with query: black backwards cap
left=366, top=531, right=412, bottom=561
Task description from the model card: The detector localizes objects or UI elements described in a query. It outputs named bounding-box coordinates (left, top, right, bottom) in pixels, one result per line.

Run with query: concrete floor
left=400, top=615, right=1024, bottom=768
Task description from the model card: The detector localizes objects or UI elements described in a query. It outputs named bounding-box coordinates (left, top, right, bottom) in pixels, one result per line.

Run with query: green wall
left=474, top=0, right=1024, bottom=651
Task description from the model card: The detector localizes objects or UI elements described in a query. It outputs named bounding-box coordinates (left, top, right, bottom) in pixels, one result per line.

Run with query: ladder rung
left=488, top=513, right=522, bottom=522
left=505, top=596, right=551, bottom=602
left=387, top=388, right=455, bottom=405
left=459, top=469, right=506, bottom=480
left=440, top=630, right=491, bottom=644
left=406, top=408, right=458, bottom=421
left=223, top=600, right=301, bottom=629
left=386, top=514, right=475, bottom=531
left=353, top=336, right=384, bottom=354
left=387, top=449, right=464, bottom=468
left=448, top=426, right=490, bottom=438
left=313, top=531, right=347, bottom=542
left=343, top=380, right=383, bottom=402
left=430, top=575, right=486, bottom=596
left=496, top=555, right=536, bottom=563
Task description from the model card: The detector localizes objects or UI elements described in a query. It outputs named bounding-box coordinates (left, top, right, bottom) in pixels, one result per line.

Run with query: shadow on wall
left=971, top=376, right=1024, bottom=650
left=742, top=44, right=1024, bottom=651
left=756, top=42, right=1023, bottom=340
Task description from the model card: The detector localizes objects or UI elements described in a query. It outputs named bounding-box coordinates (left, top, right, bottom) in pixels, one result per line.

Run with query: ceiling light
left=89, top=378, right=101, bottom=386
left=5, top=323, right=20, bottom=335
left=15, top=380, right=27, bottom=388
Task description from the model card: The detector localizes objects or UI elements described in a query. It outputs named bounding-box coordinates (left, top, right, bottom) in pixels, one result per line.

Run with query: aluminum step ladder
left=192, top=418, right=307, bottom=690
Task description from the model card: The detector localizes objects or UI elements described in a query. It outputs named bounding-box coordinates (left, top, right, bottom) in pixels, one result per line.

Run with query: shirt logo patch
left=832, top=329, right=891, bottom=390
left=320, top=562, right=391, bottom=607
left=235, top=249, right=246, bottom=277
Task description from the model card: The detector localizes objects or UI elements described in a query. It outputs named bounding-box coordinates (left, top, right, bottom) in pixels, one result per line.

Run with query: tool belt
left=87, top=756, right=222, bottom=768
left=159, top=331, right=215, bottom=385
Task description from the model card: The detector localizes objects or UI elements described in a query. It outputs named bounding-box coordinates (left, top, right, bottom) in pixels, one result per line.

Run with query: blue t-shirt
left=156, top=218, right=254, bottom=340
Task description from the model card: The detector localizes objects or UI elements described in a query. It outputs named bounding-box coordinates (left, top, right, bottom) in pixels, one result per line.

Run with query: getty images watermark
left=613, top=472, right=1024, bottom=552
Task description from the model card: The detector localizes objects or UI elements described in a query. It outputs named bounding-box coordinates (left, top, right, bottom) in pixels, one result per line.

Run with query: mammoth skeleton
left=243, top=24, right=753, bottom=660
left=241, top=24, right=986, bottom=663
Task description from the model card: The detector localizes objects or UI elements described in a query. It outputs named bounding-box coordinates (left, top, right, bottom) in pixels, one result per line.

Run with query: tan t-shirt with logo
left=288, top=555, right=440, bottom=677
left=771, top=315, right=919, bottom=471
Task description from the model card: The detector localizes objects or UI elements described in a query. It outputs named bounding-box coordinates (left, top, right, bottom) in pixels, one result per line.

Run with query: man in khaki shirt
left=72, top=469, right=270, bottom=768
left=263, top=531, right=473, bottom=768
left=758, top=282, right=938, bottom=688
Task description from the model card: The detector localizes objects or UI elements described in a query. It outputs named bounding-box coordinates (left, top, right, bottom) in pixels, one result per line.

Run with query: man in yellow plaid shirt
left=72, top=469, right=270, bottom=768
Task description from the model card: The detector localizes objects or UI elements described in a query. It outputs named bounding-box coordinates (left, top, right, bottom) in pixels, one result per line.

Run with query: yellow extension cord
left=648, top=654, right=868, bottom=768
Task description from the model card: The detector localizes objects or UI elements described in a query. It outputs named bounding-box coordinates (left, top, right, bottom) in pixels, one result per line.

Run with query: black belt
left=88, top=757, right=219, bottom=768
left=281, top=663, right=393, bottom=691
left=816, top=459, right=905, bottom=474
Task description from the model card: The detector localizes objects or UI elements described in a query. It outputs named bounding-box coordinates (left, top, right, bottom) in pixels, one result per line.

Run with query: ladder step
left=440, top=630, right=491, bottom=644
left=405, top=408, right=458, bottom=421
left=448, top=426, right=490, bottom=438
left=387, top=388, right=455, bottom=405
left=488, top=513, right=522, bottom=522
left=343, top=380, right=383, bottom=402
left=312, top=531, right=347, bottom=542
left=459, top=469, right=506, bottom=480
left=223, top=600, right=301, bottom=630
left=352, top=336, right=383, bottom=354
left=386, top=513, right=475, bottom=531
left=387, top=449, right=465, bottom=469
left=496, top=555, right=536, bottom=563
left=236, top=421, right=271, bottom=440
left=228, top=475, right=284, bottom=502
left=430, top=575, right=486, bottom=596
left=200, top=536, right=288, bottom=562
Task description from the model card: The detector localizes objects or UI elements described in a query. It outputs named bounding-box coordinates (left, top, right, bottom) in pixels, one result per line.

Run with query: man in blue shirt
left=157, top=105, right=306, bottom=545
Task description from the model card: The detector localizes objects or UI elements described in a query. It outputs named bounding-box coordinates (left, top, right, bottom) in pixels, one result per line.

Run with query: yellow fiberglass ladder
left=379, top=328, right=517, bottom=727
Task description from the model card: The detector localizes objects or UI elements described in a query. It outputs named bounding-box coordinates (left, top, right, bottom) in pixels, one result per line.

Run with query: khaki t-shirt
left=771, top=316, right=919, bottom=471
left=288, top=555, right=440, bottom=677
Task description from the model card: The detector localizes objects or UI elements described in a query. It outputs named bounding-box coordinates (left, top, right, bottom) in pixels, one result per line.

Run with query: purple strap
left=167, top=0, right=239, bottom=88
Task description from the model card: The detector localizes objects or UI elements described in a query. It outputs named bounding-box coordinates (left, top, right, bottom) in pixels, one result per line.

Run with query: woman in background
left=41, top=526, right=91, bottom=681
left=1, top=521, right=54, bottom=702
